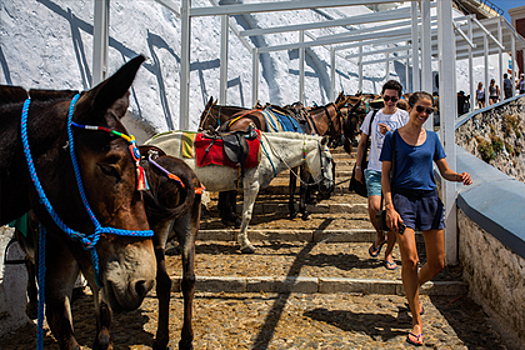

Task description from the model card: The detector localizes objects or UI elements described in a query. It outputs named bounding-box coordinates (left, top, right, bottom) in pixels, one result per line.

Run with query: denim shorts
left=392, top=188, right=445, bottom=231
left=364, top=169, right=382, bottom=197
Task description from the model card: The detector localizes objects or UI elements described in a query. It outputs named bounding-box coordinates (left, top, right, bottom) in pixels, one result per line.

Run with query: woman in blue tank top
left=379, top=91, right=473, bottom=346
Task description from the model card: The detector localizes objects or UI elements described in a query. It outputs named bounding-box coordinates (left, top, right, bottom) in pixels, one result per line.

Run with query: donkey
left=12, top=146, right=202, bottom=350
left=0, top=55, right=156, bottom=350
left=146, top=131, right=334, bottom=254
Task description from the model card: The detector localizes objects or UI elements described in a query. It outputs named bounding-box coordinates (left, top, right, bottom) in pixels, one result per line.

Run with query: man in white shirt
left=355, top=80, right=409, bottom=270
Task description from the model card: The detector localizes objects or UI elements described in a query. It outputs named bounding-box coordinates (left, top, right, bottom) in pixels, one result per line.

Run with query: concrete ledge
left=455, top=146, right=525, bottom=260
left=169, top=275, right=467, bottom=296
left=250, top=203, right=367, bottom=215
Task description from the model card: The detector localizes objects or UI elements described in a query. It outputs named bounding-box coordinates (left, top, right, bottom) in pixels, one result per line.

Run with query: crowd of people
left=354, top=80, right=474, bottom=346
left=475, top=73, right=525, bottom=108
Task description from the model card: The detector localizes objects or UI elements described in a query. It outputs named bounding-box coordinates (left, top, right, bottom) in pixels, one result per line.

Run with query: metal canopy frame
left=91, top=0, right=525, bottom=265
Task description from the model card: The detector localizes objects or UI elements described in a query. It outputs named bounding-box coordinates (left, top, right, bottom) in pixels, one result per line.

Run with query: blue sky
left=492, top=0, right=523, bottom=21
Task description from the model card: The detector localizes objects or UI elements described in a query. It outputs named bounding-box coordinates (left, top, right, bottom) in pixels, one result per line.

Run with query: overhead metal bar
left=190, top=0, right=407, bottom=17
left=239, top=7, right=411, bottom=37
left=421, top=0, right=433, bottom=130
left=411, top=1, right=420, bottom=92
left=257, top=27, right=411, bottom=53
left=154, top=0, right=180, bottom=17
left=472, top=17, right=505, bottom=50
left=360, top=54, right=411, bottom=65
left=345, top=44, right=412, bottom=59
left=453, top=21, right=476, bottom=48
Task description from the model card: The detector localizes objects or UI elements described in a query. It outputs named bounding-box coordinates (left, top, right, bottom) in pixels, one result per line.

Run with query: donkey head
left=63, top=55, right=156, bottom=312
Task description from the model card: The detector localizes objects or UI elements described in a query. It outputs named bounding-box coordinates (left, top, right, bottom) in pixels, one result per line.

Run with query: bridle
left=22, top=94, right=154, bottom=350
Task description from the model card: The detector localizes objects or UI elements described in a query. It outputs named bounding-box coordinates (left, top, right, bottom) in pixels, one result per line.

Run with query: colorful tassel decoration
left=136, top=164, right=150, bottom=191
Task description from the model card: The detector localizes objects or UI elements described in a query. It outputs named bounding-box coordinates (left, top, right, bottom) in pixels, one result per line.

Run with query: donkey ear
left=91, top=55, right=145, bottom=115
left=321, top=136, right=330, bottom=147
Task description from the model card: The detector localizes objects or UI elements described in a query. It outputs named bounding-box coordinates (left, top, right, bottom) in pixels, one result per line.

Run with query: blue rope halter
left=21, top=94, right=154, bottom=285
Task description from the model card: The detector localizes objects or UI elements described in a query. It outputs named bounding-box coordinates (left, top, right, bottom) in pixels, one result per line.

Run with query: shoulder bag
left=348, top=109, right=379, bottom=197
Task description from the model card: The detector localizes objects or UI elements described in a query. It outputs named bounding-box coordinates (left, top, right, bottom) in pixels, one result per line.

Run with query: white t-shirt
left=360, top=108, right=409, bottom=172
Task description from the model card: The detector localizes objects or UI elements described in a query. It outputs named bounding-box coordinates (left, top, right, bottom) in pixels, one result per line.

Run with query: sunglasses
left=383, top=95, right=399, bottom=102
left=415, top=105, right=435, bottom=114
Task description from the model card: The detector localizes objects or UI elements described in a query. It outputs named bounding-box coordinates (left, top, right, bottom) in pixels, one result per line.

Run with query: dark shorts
left=393, top=188, right=445, bottom=231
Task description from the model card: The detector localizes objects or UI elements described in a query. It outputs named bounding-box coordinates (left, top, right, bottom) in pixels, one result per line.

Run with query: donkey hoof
left=240, top=245, right=256, bottom=254
left=289, top=211, right=298, bottom=219
left=301, top=212, right=311, bottom=221
left=234, top=217, right=242, bottom=228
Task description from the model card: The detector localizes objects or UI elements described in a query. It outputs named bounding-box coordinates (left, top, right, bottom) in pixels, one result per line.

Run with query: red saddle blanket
left=195, top=131, right=261, bottom=168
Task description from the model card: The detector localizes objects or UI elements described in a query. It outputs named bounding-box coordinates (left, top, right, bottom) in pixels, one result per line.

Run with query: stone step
left=165, top=240, right=467, bottom=297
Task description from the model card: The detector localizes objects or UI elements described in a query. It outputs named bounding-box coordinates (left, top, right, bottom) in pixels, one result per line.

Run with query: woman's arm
left=435, top=158, right=473, bottom=185
left=381, top=160, right=403, bottom=231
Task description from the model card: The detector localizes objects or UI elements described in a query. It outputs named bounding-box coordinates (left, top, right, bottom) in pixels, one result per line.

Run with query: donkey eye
left=98, top=163, right=122, bottom=181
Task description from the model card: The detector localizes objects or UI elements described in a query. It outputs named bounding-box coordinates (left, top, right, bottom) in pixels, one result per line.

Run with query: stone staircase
left=165, top=147, right=468, bottom=297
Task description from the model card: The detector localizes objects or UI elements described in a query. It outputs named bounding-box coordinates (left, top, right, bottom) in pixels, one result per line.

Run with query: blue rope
left=21, top=96, right=154, bottom=286
left=36, top=225, right=46, bottom=350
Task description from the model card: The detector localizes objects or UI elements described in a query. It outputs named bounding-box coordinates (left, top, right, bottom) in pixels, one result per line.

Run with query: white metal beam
left=411, top=1, right=420, bottom=92
left=92, top=0, right=109, bottom=86
left=154, top=0, right=180, bottom=17
left=179, top=0, right=190, bottom=130
left=240, top=7, right=411, bottom=37
left=220, top=15, right=229, bottom=105
left=438, top=0, right=457, bottom=266
left=421, top=0, right=433, bottom=130
left=190, top=0, right=409, bottom=17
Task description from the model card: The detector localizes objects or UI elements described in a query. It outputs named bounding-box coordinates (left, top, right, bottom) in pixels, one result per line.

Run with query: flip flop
left=368, top=241, right=386, bottom=258
left=406, top=332, right=423, bottom=346
left=384, top=260, right=398, bottom=270
left=419, top=301, right=425, bottom=315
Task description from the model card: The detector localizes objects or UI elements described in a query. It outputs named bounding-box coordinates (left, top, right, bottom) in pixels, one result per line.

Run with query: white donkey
left=145, top=131, right=334, bottom=253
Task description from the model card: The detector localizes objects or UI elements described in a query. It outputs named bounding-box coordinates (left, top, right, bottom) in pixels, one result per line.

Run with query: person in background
left=456, top=91, right=468, bottom=116
left=476, top=82, right=485, bottom=109
left=396, top=98, right=409, bottom=111
left=380, top=91, right=472, bottom=347
left=355, top=80, right=409, bottom=271
left=519, top=74, right=525, bottom=95
left=503, top=73, right=513, bottom=100
left=488, top=79, right=500, bottom=105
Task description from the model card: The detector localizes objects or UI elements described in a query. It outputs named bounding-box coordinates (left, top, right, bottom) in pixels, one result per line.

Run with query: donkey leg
left=152, top=222, right=172, bottom=350
left=25, top=259, right=38, bottom=319
left=94, top=301, right=113, bottom=350
left=228, top=190, right=241, bottom=227
left=44, top=237, right=82, bottom=350
left=237, top=182, right=259, bottom=254
left=174, top=202, right=199, bottom=350
left=299, top=167, right=311, bottom=220
left=288, top=169, right=298, bottom=219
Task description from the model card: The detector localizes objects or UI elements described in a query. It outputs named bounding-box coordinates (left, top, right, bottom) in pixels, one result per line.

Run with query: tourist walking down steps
left=354, top=80, right=409, bottom=271
left=379, top=91, right=472, bottom=346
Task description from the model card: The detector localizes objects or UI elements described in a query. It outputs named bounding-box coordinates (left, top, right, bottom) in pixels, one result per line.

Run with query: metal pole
left=330, top=47, right=336, bottom=101
left=358, top=44, right=363, bottom=92
left=299, top=31, right=305, bottom=104
left=385, top=53, right=390, bottom=81
left=411, top=1, right=420, bottom=91
left=92, top=0, right=110, bottom=86
left=498, top=18, right=504, bottom=102
left=179, top=0, right=191, bottom=130
left=468, top=16, right=475, bottom=112
left=420, top=0, right=433, bottom=129
left=484, top=33, right=489, bottom=107
left=405, top=45, right=410, bottom=92
left=437, top=0, right=457, bottom=265
left=511, top=34, right=516, bottom=97
left=251, top=48, right=259, bottom=107
left=220, top=15, right=229, bottom=105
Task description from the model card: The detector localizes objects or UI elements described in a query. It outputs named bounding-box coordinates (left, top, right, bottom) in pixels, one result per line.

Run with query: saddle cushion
left=195, top=130, right=261, bottom=168
left=262, top=107, right=304, bottom=133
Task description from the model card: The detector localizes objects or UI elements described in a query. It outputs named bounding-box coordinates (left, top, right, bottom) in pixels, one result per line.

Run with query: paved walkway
left=0, top=149, right=506, bottom=349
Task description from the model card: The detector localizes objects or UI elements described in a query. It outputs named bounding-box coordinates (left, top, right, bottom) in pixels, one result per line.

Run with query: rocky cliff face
left=456, top=96, right=525, bottom=182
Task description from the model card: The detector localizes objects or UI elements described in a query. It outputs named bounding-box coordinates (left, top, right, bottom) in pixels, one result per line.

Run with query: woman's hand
left=456, top=172, right=472, bottom=186
left=378, top=123, right=390, bottom=135
left=386, top=206, right=403, bottom=232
